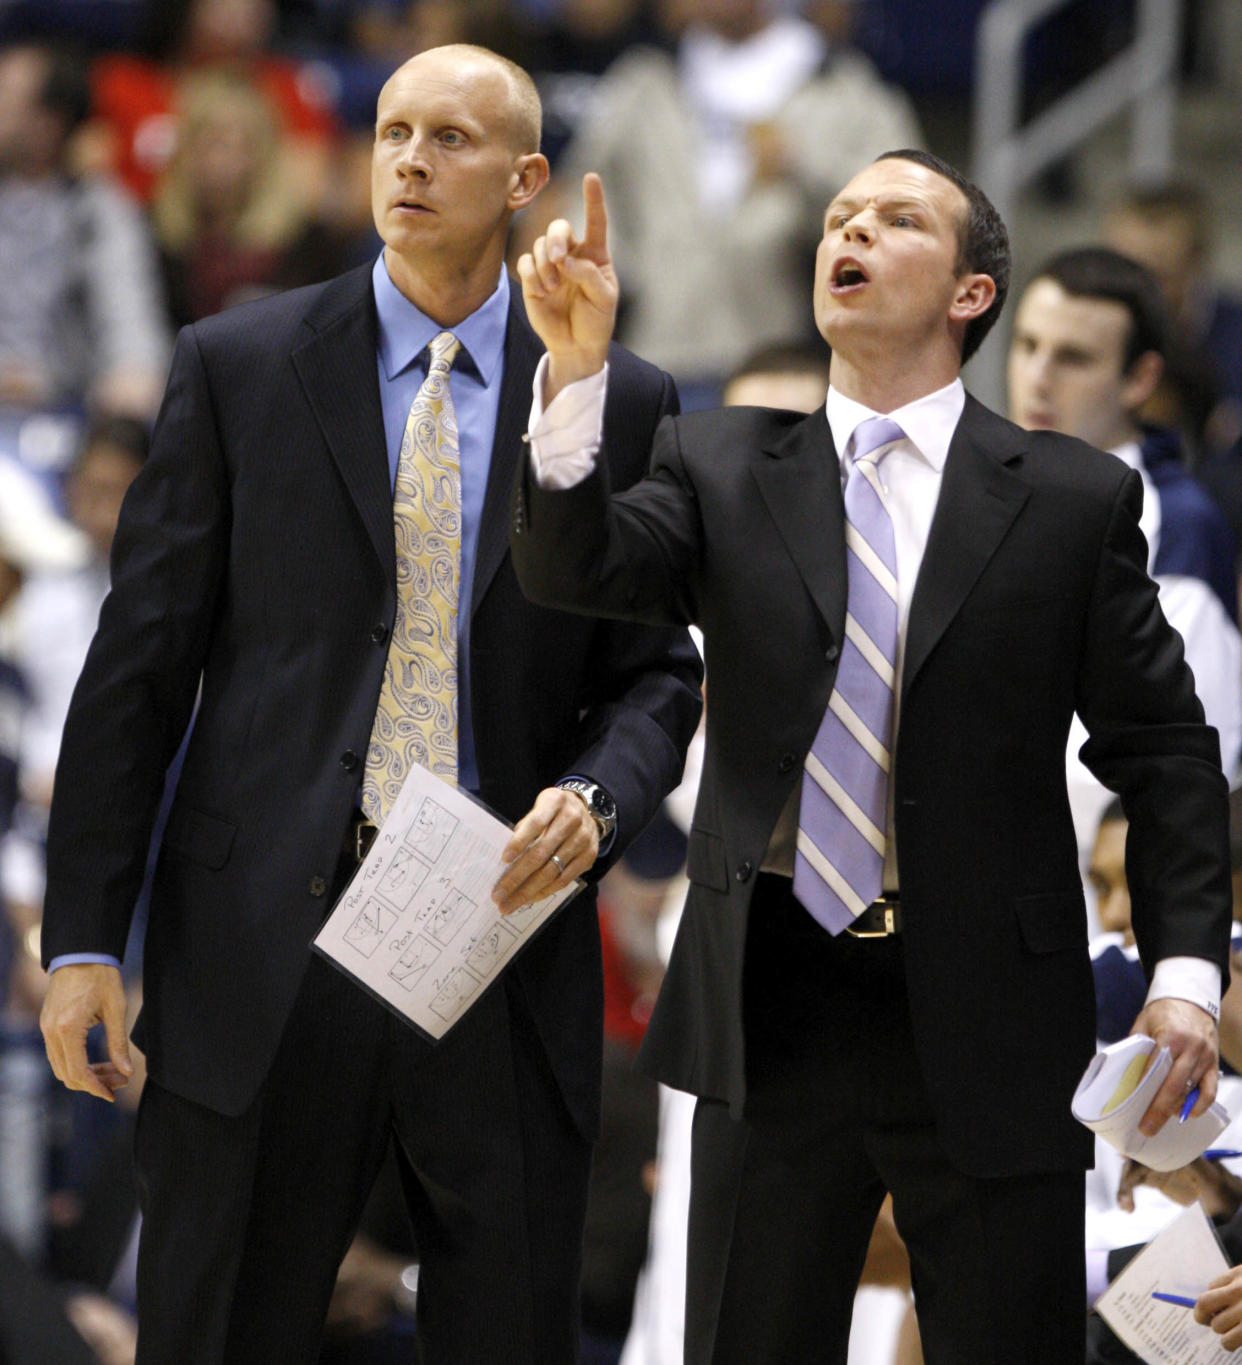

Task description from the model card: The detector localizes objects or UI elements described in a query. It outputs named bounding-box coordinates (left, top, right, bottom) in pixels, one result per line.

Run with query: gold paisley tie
left=362, top=330, right=462, bottom=821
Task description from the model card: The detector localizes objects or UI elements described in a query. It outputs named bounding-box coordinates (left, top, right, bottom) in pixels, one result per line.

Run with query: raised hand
left=516, top=173, right=618, bottom=399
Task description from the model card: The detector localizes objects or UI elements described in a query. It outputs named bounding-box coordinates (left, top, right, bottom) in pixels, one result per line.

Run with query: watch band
left=557, top=778, right=617, bottom=841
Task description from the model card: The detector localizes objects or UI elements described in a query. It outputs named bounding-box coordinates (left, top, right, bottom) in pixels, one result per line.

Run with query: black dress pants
left=132, top=933, right=590, bottom=1364
left=685, top=874, right=1086, bottom=1365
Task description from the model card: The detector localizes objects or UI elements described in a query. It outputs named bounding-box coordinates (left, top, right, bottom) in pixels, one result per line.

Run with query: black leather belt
left=345, top=811, right=379, bottom=863
left=844, top=894, right=902, bottom=938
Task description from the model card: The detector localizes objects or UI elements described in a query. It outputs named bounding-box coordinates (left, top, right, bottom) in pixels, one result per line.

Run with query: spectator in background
left=532, top=0, right=668, bottom=166
left=84, top=0, right=341, bottom=209
left=0, top=460, right=112, bottom=1365
left=1007, top=246, right=1242, bottom=871
left=14, top=417, right=147, bottom=821
left=549, top=0, right=921, bottom=404
left=1104, top=180, right=1242, bottom=457
left=1009, top=247, right=1237, bottom=616
left=151, top=70, right=348, bottom=327
left=0, top=42, right=170, bottom=418
left=720, top=339, right=833, bottom=413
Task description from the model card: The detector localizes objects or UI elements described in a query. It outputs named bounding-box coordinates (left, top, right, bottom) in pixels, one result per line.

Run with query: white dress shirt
left=527, top=361, right=1220, bottom=1017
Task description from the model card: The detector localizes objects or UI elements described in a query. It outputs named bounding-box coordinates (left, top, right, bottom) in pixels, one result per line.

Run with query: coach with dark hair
left=510, top=150, right=1233, bottom=1362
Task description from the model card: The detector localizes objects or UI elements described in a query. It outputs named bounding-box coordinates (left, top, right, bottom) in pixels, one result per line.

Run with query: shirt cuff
left=527, top=354, right=609, bottom=490
left=49, top=953, right=122, bottom=972
left=1146, top=956, right=1222, bottom=1022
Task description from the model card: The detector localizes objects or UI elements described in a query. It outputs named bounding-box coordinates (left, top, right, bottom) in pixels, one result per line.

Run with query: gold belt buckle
left=354, top=819, right=379, bottom=862
left=845, top=897, right=899, bottom=938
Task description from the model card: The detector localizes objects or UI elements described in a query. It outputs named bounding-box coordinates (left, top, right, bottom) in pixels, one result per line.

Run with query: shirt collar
left=825, top=377, right=966, bottom=473
left=1108, top=438, right=1143, bottom=473
left=372, top=252, right=509, bottom=386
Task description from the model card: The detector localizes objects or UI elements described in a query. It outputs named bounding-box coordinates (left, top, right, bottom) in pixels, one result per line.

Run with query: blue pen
left=1204, top=1149, right=1242, bottom=1161
left=1180, top=1085, right=1201, bottom=1123
left=1152, top=1291, right=1198, bottom=1308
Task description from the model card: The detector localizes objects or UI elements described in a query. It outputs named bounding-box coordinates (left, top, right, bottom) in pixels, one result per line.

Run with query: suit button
left=735, top=861, right=753, bottom=883
left=371, top=623, right=388, bottom=644
left=309, top=876, right=327, bottom=897
left=340, top=749, right=359, bottom=772
left=778, top=752, right=796, bottom=773
left=825, top=643, right=840, bottom=663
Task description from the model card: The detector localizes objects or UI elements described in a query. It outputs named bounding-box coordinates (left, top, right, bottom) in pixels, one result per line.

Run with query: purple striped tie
left=793, top=415, right=904, bottom=934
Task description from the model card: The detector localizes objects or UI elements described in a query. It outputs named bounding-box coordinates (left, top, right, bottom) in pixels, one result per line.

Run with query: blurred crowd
left=0, top=0, right=1240, bottom=1361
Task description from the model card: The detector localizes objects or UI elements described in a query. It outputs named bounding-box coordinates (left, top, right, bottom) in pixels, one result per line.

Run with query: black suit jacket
left=41, top=265, right=702, bottom=1134
left=512, top=394, right=1232, bottom=1176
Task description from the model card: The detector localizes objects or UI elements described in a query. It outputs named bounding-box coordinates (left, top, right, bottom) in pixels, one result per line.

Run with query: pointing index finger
left=581, top=172, right=609, bottom=258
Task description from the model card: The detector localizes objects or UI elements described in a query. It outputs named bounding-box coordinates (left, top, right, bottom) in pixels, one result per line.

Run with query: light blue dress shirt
left=50, top=257, right=511, bottom=974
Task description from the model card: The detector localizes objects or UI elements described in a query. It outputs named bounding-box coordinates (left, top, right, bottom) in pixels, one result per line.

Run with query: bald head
left=381, top=44, right=541, bottom=155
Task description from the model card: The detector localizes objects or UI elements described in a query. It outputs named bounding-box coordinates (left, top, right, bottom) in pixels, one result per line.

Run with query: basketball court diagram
left=343, top=898, right=397, bottom=958
left=388, top=935, right=441, bottom=990
left=422, top=889, right=476, bottom=946
left=465, top=922, right=518, bottom=977
left=429, top=968, right=481, bottom=1022
left=404, top=796, right=457, bottom=862
left=377, top=846, right=430, bottom=905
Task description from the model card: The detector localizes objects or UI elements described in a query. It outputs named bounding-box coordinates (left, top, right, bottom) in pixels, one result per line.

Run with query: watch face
left=591, top=788, right=616, bottom=820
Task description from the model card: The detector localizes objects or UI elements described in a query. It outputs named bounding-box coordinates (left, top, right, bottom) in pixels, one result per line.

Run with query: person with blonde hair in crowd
left=151, top=70, right=347, bottom=326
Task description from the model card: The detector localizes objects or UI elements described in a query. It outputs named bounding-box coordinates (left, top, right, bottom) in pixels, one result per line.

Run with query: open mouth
left=831, top=258, right=869, bottom=291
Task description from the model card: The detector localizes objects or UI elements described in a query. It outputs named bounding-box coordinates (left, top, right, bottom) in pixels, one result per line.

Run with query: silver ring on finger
left=550, top=853, right=566, bottom=875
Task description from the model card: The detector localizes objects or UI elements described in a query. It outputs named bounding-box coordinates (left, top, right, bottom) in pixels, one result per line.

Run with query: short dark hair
left=78, top=414, right=150, bottom=470
left=1110, top=179, right=1210, bottom=259
left=725, top=341, right=833, bottom=391
left=874, top=149, right=1010, bottom=365
left=1032, top=246, right=1168, bottom=369
left=37, top=45, right=92, bottom=136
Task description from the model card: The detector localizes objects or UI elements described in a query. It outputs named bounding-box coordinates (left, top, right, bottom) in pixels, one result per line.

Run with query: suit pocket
left=686, top=827, right=728, bottom=893
left=163, top=802, right=237, bottom=871
left=1014, top=889, right=1086, bottom=954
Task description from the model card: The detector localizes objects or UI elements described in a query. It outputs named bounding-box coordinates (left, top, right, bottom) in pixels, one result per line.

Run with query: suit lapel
left=751, top=408, right=848, bottom=645
left=291, top=267, right=394, bottom=583
left=472, top=291, right=541, bottom=615
left=902, top=396, right=1031, bottom=693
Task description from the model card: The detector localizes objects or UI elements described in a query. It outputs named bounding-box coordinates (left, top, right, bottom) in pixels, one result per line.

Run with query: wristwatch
left=557, top=778, right=618, bottom=843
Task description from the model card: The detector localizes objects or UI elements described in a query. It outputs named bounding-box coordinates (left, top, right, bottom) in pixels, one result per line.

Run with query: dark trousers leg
left=133, top=954, right=395, bottom=1365
left=878, top=1128, right=1084, bottom=1363
left=685, top=875, right=1087, bottom=1365
left=134, top=952, right=590, bottom=1365
left=387, top=978, right=590, bottom=1365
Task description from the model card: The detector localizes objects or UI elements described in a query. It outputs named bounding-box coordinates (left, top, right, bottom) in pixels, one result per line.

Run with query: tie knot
left=851, top=416, right=905, bottom=464
left=428, top=330, right=461, bottom=373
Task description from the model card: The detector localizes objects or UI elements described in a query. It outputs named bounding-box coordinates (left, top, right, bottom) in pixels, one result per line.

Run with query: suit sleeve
left=41, top=325, right=230, bottom=963
left=544, top=369, right=704, bottom=865
left=1075, top=468, right=1232, bottom=981
left=513, top=407, right=705, bottom=628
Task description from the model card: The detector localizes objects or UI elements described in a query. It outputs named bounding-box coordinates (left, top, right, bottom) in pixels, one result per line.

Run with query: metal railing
left=968, top=0, right=1184, bottom=406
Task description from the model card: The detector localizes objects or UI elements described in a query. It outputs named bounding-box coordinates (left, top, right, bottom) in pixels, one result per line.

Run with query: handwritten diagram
left=314, top=765, right=580, bottom=1040
left=466, top=923, right=517, bottom=978
left=405, top=797, right=457, bottom=861
left=378, top=847, right=429, bottom=905
left=343, top=898, right=397, bottom=959
left=388, top=935, right=440, bottom=991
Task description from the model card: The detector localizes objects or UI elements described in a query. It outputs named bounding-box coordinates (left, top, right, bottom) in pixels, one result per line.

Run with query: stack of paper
left=1097, top=1203, right=1234, bottom=1364
left=1072, top=1034, right=1228, bottom=1171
